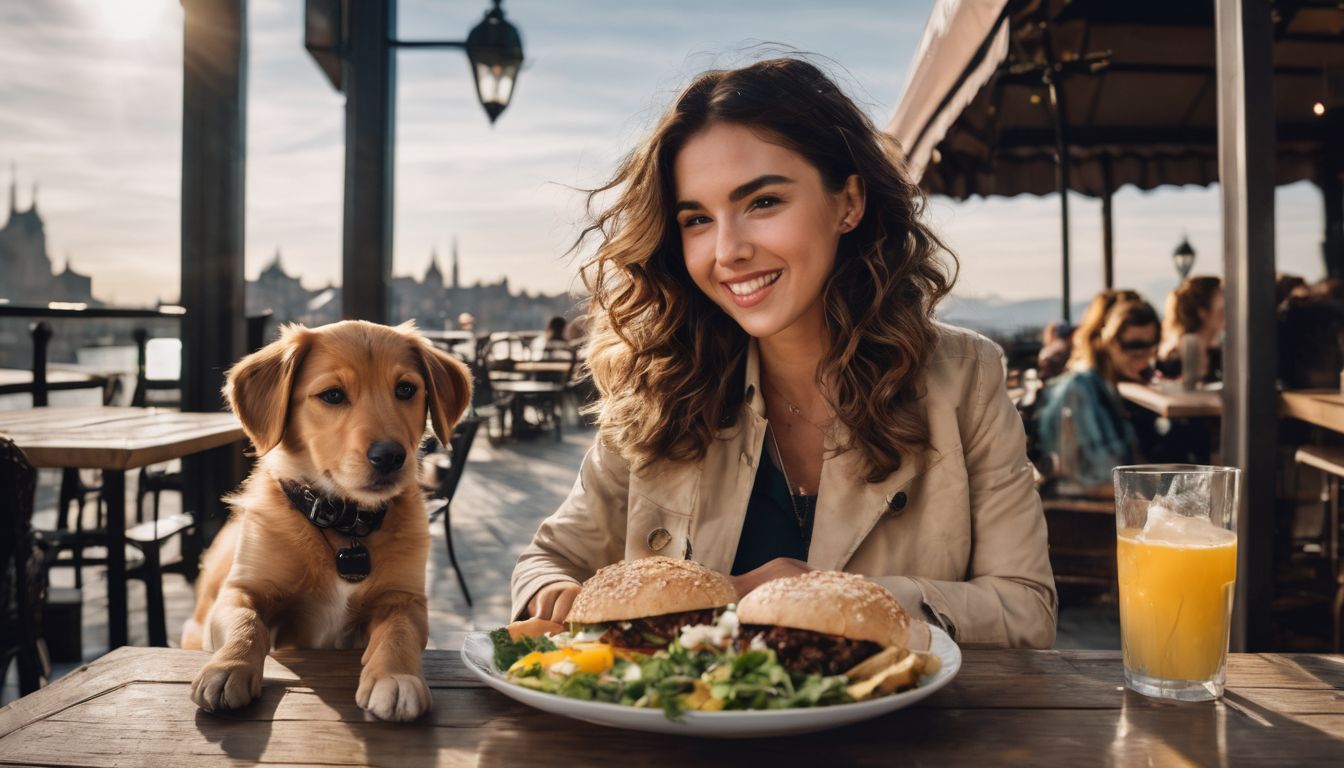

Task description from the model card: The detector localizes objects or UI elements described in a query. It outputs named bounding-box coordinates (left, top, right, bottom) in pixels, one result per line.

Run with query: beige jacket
left=511, top=325, right=1057, bottom=649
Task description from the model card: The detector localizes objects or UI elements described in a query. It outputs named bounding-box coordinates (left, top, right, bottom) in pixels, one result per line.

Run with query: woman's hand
left=527, top=581, right=582, bottom=623
left=730, top=557, right=813, bottom=599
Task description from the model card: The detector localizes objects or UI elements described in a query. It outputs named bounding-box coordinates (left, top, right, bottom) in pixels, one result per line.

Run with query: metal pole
left=1215, top=0, right=1277, bottom=652
left=1047, top=76, right=1072, bottom=323
left=341, top=0, right=396, bottom=322
left=1042, top=26, right=1072, bottom=323
left=181, top=0, right=248, bottom=543
left=1101, top=157, right=1115, bottom=290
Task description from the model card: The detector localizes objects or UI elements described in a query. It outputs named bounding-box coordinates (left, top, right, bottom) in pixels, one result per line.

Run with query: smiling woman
left=511, top=57, right=1059, bottom=651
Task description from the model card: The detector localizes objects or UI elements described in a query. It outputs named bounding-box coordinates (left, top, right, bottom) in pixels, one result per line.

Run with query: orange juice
left=1116, top=528, right=1237, bottom=681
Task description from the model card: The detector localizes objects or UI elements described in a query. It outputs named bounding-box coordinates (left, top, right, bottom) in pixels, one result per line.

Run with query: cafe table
left=1280, top=390, right=1344, bottom=433
left=1116, top=382, right=1223, bottom=419
left=0, top=645, right=1339, bottom=766
left=0, top=406, right=243, bottom=649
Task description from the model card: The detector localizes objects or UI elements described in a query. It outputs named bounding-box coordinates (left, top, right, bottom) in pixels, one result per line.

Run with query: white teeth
left=727, top=271, right=781, bottom=296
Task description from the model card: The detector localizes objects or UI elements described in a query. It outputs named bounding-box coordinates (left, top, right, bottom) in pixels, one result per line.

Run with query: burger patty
left=735, top=624, right=882, bottom=676
left=599, top=608, right=719, bottom=648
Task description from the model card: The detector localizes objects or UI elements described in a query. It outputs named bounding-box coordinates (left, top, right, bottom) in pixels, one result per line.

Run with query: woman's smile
left=723, top=269, right=783, bottom=306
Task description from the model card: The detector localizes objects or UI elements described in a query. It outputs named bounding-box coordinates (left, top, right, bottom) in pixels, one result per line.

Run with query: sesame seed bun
left=735, top=571, right=910, bottom=647
left=566, top=556, right=737, bottom=624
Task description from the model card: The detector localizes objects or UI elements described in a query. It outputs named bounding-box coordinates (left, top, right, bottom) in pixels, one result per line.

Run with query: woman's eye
left=681, top=214, right=710, bottom=229
left=749, top=195, right=781, bottom=211
left=318, top=388, right=347, bottom=405
left=395, top=383, right=417, bottom=400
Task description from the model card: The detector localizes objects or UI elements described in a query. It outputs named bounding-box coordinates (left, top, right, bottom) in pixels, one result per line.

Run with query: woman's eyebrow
left=729, top=174, right=794, bottom=202
left=674, top=174, right=796, bottom=212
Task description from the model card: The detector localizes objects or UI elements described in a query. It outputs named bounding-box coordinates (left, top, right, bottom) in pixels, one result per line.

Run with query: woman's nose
left=714, top=219, right=753, bottom=265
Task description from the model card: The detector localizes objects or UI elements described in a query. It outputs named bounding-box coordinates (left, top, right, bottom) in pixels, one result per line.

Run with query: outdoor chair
left=1291, top=444, right=1344, bottom=650
left=0, top=437, right=50, bottom=701
left=422, top=418, right=481, bottom=606
left=469, top=358, right=510, bottom=443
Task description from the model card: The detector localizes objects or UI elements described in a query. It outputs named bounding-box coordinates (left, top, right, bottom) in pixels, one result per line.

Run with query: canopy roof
left=887, top=0, right=1344, bottom=199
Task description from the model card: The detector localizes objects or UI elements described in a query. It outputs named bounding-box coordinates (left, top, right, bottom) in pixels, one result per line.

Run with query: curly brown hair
left=577, top=58, right=957, bottom=482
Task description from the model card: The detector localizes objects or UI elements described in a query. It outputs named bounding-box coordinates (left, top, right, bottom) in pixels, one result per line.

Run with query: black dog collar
left=279, top=479, right=388, bottom=538
left=279, top=479, right=388, bottom=582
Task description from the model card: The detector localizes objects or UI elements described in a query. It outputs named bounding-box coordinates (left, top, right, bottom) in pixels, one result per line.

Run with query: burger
left=734, top=570, right=911, bottom=677
left=566, top=556, right=738, bottom=651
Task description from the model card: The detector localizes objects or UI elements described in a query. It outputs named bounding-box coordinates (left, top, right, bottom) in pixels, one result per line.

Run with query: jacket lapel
left=807, top=423, right=944, bottom=573
left=690, top=341, right=766, bottom=574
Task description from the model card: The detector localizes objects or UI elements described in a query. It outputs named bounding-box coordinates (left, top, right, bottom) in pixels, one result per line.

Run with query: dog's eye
left=318, top=388, right=347, bottom=405
left=395, top=383, right=417, bottom=401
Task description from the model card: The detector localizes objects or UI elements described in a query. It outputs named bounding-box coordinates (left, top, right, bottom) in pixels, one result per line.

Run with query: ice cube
left=1137, top=502, right=1235, bottom=547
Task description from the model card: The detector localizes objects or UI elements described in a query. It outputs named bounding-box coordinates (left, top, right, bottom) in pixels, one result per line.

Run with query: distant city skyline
left=0, top=0, right=1330, bottom=309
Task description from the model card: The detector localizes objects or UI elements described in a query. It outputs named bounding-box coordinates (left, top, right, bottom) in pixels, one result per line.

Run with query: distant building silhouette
left=246, top=242, right=580, bottom=336
left=0, top=169, right=98, bottom=306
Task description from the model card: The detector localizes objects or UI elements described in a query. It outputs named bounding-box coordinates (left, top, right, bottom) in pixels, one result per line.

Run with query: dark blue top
left=731, top=446, right=815, bottom=575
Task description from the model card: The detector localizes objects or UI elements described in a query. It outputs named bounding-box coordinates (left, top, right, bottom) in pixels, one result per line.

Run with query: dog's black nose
left=367, top=441, right=406, bottom=474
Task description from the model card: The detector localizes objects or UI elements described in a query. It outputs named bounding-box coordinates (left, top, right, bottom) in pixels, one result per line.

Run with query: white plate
left=460, top=626, right=961, bottom=738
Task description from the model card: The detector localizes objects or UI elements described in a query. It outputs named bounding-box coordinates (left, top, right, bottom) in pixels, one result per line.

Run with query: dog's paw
left=191, top=659, right=262, bottom=712
left=356, top=672, right=431, bottom=721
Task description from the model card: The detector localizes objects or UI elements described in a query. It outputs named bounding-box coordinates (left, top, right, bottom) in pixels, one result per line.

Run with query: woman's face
left=674, top=122, right=862, bottom=342
left=1106, top=322, right=1158, bottom=382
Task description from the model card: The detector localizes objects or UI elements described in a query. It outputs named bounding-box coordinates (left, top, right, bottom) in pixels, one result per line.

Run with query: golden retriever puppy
left=183, top=320, right=470, bottom=722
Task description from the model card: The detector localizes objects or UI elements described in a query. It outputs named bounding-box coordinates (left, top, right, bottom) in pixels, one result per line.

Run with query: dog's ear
left=415, top=337, right=472, bottom=445
left=223, top=324, right=312, bottom=455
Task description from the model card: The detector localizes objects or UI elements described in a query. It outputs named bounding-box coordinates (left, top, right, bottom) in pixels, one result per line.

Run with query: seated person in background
left=1037, top=299, right=1159, bottom=490
left=1071, top=289, right=1142, bottom=353
left=1276, top=272, right=1309, bottom=308
left=1156, top=276, right=1224, bottom=382
left=1036, top=320, right=1072, bottom=380
left=532, top=315, right=573, bottom=360
left=1279, top=283, right=1344, bottom=389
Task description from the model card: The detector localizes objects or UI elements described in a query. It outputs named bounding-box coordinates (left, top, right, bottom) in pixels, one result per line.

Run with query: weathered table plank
left=0, top=406, right=243, bottom=470
left=0, top=647, right=1340, bottom=767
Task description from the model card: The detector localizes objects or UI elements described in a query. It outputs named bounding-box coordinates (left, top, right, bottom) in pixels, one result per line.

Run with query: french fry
left=845, top=646, right=908, bottom=681
left=847, top=654, right=920, bottom=700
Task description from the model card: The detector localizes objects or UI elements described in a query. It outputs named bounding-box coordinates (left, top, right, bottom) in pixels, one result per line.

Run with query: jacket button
left=888, top=492, right=908, bottom=514
left=647, top=527, right=672, bottom=552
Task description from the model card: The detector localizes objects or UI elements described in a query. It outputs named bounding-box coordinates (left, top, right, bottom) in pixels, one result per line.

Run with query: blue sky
left=0, top=0, right=1328, bottom=308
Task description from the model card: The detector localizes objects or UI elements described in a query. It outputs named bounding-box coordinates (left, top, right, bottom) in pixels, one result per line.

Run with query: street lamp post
left=306, top=0, right=525, bottom=323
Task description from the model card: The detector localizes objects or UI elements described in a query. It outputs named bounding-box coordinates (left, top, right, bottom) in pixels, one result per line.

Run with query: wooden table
left=0, top=647, right=1339, bottom=766
left=0, top=407, right=243, bottom=649
left=1281, top=390, right=1344, bottom=433
left=1117, top=382, right=1224, bottom=419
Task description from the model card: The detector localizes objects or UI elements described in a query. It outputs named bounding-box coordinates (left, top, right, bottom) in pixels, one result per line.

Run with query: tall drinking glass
left=1113, top=465, right=1240, bottom=701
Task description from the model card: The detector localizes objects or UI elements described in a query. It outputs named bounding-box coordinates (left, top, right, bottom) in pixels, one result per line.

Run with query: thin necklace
left=767, top=425, right=816, bottom=547
left=764, top=382, right=834, bottom=435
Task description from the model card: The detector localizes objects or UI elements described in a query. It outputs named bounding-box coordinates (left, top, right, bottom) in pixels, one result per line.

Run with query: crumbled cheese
left=622, top=664, right=643, bottom=682
left=678, top=607, right=740, bottom=650
left=549, top=659, right=578, bottom=676
left=749, top=634, right=768, bottom=651
left=548, top=631, right=574, bottom=648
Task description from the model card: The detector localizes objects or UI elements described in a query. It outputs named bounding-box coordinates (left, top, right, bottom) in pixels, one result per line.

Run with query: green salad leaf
left=493, top=628, right=862, bottom=721
left=488, top=627, right=557, bottom=671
